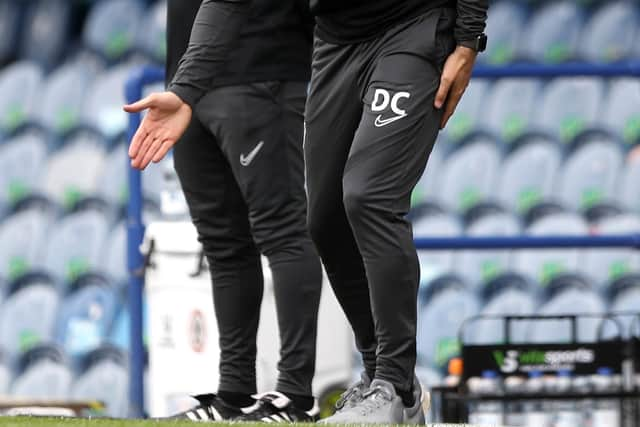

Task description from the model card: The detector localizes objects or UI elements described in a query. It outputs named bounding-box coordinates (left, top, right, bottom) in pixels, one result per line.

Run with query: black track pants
left=305, top=9, right=455, bottom=393
left=173, top=81, right=323, bottom=397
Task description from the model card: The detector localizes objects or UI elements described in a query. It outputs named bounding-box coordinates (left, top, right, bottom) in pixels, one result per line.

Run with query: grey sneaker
left=319, top=372, right=371, bottom=424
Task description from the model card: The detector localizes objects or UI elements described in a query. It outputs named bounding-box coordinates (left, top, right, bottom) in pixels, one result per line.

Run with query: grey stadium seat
left=18, top=0, right=73, bottom=68
left=617, top=151, right=640, bottom=214
left=42, top=210, right=110, bottom=284
left=417, top=277, right=479, bottom=369
left=413, top=210, right=463, bottom=286
left=482, top=1, right=526, bottom=65
left=609, top=283, right=640, bottom=339
left=412, top=137, right=444, bottom=207
left=436, top=136, right=501, bottom=213
left=136, top=0, right=167, bottom=63
left=441, top=81, right=490, bottom=143
left=0, top=209, right=53, bottom=282
left=0, top=130, right=48, bottom=207
left=520, top=1, right=583, bottom=63
left=10, top=347, right=72, bottom=399
left=456, top=210, right=521, bottom=288
left=602, top=79, right=640, bottom=147
left=71, top=350, right=128, bottom=418
left=578, top=1, right=638, bottom=63
left=533, top=78, right=605, bottom=144
left=512, top=211, right=589, bottom=285
left=485, top=79, right=542, bottom=143
left=583, top=213, right=640, bottom=289
left=497, top=136, right=562, bottom=214
left=98, top=143, right=128, bottom=207
left=35, top=61, right=95, bottom=136
left=104, top=222, right=127, bottom=284
left=556, top=136, right=624, bottom=211
left=83, top=0, right=145, bottom=63
left=0, top=357, right=10, bottom=395
left=0, top=61, right=42, bottom=135
left=40, top=132, right=107, bottom=209
left=0, top=279, right=60, bottom=356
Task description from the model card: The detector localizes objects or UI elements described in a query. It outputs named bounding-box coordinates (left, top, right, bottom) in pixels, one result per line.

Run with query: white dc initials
left=372, top=88, right=411, bottom=127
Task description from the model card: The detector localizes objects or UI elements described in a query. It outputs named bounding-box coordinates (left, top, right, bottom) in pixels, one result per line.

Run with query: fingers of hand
left=434, top=75, right=453, bottom=109
left=152, top=139, right=174, bottom=164
left=440, top=82, right=466, bottom=129
left=131, top=130, right=160, bottom=169
left=139, top=136, right=168, bottom=169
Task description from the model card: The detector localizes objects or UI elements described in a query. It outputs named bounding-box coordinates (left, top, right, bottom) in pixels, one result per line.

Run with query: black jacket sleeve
left=167, top=0, right=251, bottom=108
left=454, top=0, right=488, bottom=43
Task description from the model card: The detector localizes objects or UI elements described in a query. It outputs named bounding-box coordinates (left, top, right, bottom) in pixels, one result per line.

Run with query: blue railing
left=125, top=62, right=640, bottom=417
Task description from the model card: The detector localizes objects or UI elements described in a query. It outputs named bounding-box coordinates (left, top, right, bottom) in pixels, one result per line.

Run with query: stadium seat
left=82, top=63, right=137, bottom=142
left=40, top=132, right=107, bottom=209
left=455, top=206, right=521, bottom=288
left=0, top=61, right=43, bottom=135
left=104, top=222, right=127, bottom=285
left=98, top=143, right=128, bottom=208
left=482, top=0, right=526, bottom=65
left=108, top=300, right=149, bottom=351
left=584, top=213, right=640, bottom=289
left=10, top=345, right=72, bottom=399
left=533, top=78, right=605, bottom=144
left=441, top=81, right=490, bottom=143
left=0, top=0, right=23, bottom=64
left=35, top=61, right=95, bottom=136
left=556, top=136, right=624, bottom=211
left=412, top=137, right=444, bottom=207
left=0, top=208, right=53, bottom=282
left=83, top=0, right=146, bottom=63
left=19, top=0, right=74, bottom=69
left=485, top=79, right=542, bottom=143
left=436, top=135, right=502, bottom=213
left=497, top=136, right=562, bottom=214
left=0, top=277, right=60, bottom=356
left=512, top=210, right=589, bottom=285
left=55, top=275, right=119, bottom=357
left=71, top=347, right=129, bottom=418
left=520, top=1, right=584, bottom=63
left=0, top=129, right=48, bottom=207
left=602, top=78, right=640, bottom=147
left=608, top=278, right=640, bottom=338
left=143, top=157, right=173, bottom=208
left=578, top=1, right=639, bottom=63
left=412, top=206, right=463, bottom=286
left=618, top=150, right=640, bottom=214
left=136, top=0, right=168, bottom=64
left=527, top=275, right=606, bottom=343
left=0, top=353, right=10, bottom=394
left=42, top=209, right=110, bottom=285
left=417, top=276, right=479, bottom=369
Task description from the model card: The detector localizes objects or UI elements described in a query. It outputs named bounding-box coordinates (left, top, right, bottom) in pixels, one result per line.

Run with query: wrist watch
left=458, top=34, right=488, bottom=53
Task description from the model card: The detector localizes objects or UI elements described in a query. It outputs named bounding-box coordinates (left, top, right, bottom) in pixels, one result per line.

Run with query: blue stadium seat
left=0, top=208, right=53, bottom=283
left=436, top=135, right=502, bottom=213
left=485, top=78, right=542, bottom=143
left=602, top=78, right=640, bottom=147
left=579, top=1, right=639, bottom=63
left=82, top=64, right=137, bottom=142
left=533, top=78, right=605, bottom=144
left=55, top=275, right=119, bottom=358
left=441, top=81, right=490, bottom=143
left=42, top=209, right=110, bottom=285
left=512, top=210, right=589, bottom=285
left=455, top=207, right=521, bottom=287
left=0, top=1, right=23, bottom=64
left=83, top=0, right=146, bottom=63
left=71, top=347, right=129, bottom=418
left=35, top=61, right=95, bottom=136
left=108, top=300, right=148, bottom=351
left=19, top=0, right=73, bottom=69
left=0, top=61, right=43, bottom=136
left=556, top=136, right=624, bottom=211
left=417, top=276, right=479, bottom=369
left=41, top=132, right=107, bottom=210
left=0, top=277, right=60, bottom=356
left=584, top=213, right=640, bottom=289
left=0, top=129, right=48, bottom=207
left=412, top=206, right=463, bottom=286
left=136, top=0, right=167, bottom=64
left=520, top=1, right=584, bottom=63
left=104, top=222, right=126, bottom=285
left=10, top=345, right=72, bottom=399
left=482, top=1, right=527, bottom=65
left=497, top=136, right=562, bottom=214
left=618, top=150, right=640, bottom=214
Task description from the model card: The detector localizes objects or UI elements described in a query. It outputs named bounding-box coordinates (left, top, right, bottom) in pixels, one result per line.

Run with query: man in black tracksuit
left=129, top=0, right=323, bottom=423
left=126, top=0, right=488, bottom=423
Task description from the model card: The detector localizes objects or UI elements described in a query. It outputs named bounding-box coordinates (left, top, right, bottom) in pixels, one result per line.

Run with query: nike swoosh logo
left=374, top=114, right=406, bottom=127
left=240, top=141, right=264, bottom=166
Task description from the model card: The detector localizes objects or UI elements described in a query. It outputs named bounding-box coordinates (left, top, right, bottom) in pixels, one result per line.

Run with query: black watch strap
left=458, top=34, right=488, bottom=53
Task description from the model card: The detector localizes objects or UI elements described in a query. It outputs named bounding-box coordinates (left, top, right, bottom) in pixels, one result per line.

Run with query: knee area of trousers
left=342, top=184, right=371, bottom=220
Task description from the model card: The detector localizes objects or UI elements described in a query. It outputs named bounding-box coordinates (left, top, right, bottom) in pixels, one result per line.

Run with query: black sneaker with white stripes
left=171, top=393, right=245, bottom=421
left=237, top=391, right=319, bottom=423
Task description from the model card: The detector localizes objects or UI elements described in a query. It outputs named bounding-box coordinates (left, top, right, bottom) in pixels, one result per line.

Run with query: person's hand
left=123, top=91, right=192, bottom=170
left=434, top=45, right=478, bottom=129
